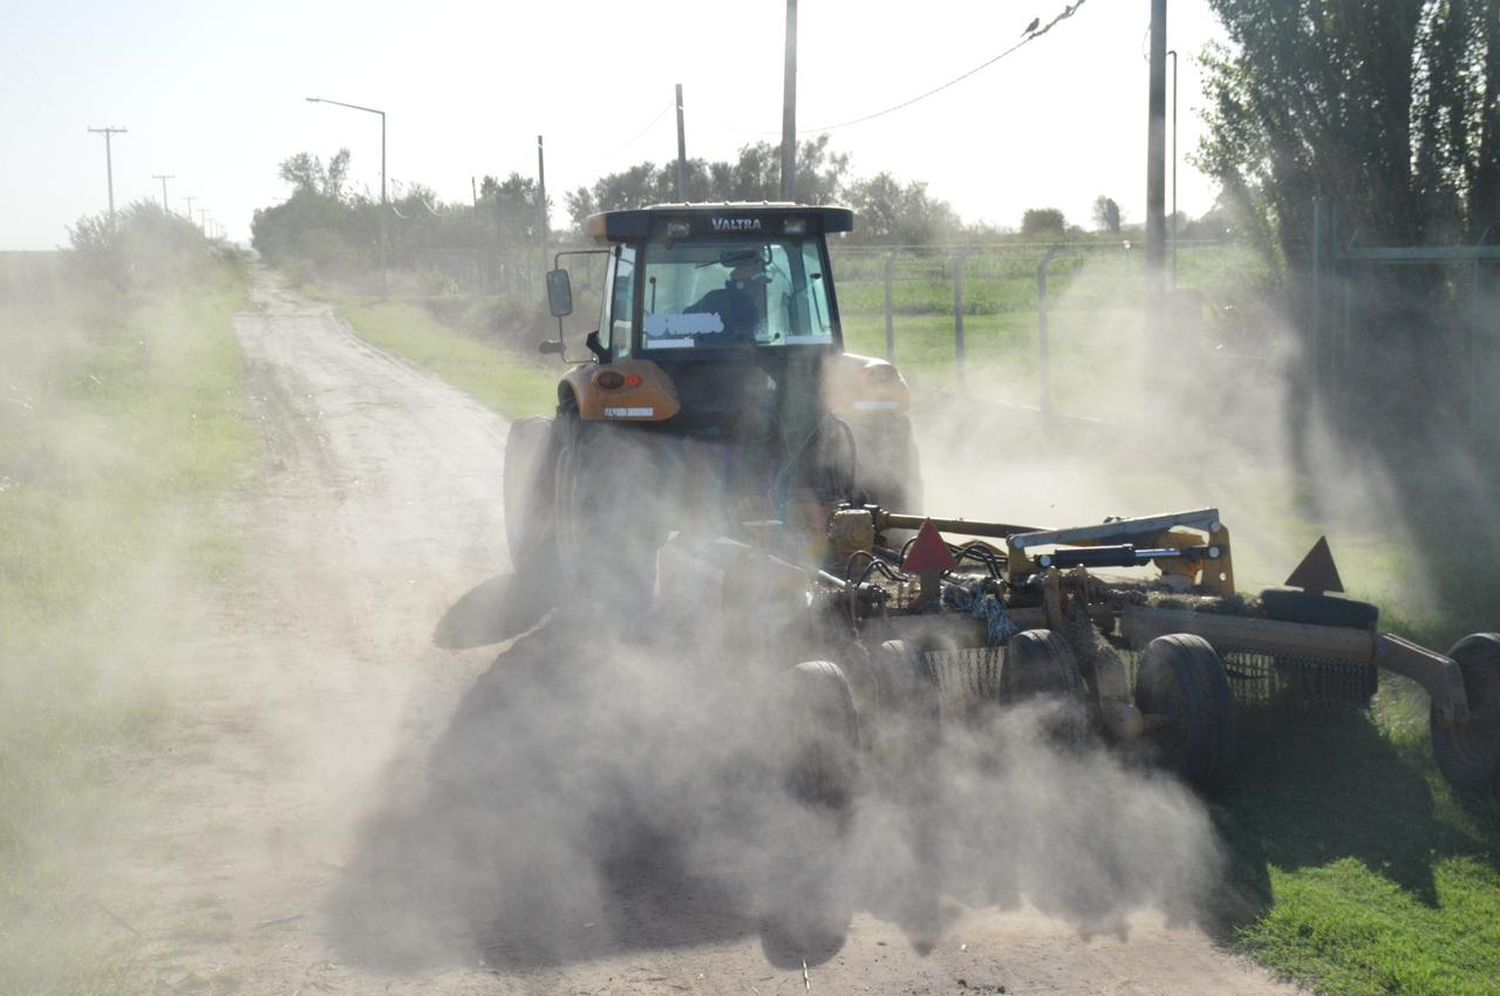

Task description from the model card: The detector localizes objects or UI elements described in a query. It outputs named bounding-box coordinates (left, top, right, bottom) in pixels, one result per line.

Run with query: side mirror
left=537, top=339, right=564, bottom=356
left=545, top=269, right=573, bottom=317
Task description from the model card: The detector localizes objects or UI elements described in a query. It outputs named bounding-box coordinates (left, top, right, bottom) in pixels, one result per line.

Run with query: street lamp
left=306, top=96, right=387, bottom=296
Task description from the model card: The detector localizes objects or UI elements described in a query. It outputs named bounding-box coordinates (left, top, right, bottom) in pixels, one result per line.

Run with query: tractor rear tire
left=1431, top=633, right=1500, bottom=792
left=852, top=413, right=923, bottom=513
left=502, top=415, right=556, bottom=575
left=1259, top=587, right=1379, bottom=629
left=1134, top=633, right=1236, bottom=792
left=554, top=419, right=666, bottom=613
left=785, top=660, right=861, bottom=811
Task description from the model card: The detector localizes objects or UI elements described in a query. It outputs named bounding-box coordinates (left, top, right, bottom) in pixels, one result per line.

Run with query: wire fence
left=401, top=237, right=1268, bottom=422
left=828, top=240, right=1260, bottom=419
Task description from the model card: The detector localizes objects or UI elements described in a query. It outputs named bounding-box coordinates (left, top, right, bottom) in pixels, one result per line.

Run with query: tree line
left=1199, top=0, right=1500, bottom=264
left=247, top=134, right=1160, bottom=293
left=67, top=200, right=232, bottom=290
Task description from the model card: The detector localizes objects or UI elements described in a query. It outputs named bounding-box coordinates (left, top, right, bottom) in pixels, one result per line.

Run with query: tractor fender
left=821, top=352, right=911, bottom=418
left=560, top=359, right=681, bottom=422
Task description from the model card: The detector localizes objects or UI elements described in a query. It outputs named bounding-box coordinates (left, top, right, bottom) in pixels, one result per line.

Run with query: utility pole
left=182, top=194, right=196, bottom=223
left=780, top=0, right=798, bottom=201
left=537, top=135, right=549, bottom=278
left=379, top=113, right=387, bottom=297
left=471, top=175, right=483, bottom=292
left=87, top=126, right=127, bottom=222
left=1145, top=0, right=1167, bottom=305
left=1168, top=48, right=1179, bottom=288
left=195, top=207, right=207, bottom=235
left=675, top=83, right=688, bottom=201
left=152, top=173, right=175, bottom=214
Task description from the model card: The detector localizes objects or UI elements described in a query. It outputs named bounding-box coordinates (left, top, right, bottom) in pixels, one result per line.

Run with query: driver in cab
left=686, top=260, right=765, bottom=341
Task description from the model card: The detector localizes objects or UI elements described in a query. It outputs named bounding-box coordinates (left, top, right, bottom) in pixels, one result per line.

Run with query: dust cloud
left=329, top=528, right=1225, bottom=974
left=915, top=256, right=1448, bottom=624
left=257, top=244, right=1494, bottom=989
left=314, top=258, right=1343, bottom=974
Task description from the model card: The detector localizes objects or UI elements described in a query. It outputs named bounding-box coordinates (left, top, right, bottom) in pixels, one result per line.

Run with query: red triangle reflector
left=1285, top=535, right=1345, bottom=593
left=903, top=518, right=959, bottom=575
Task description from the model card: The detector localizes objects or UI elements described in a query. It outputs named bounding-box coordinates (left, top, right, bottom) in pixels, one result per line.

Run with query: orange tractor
left=503, top=202, right=920, bottom=602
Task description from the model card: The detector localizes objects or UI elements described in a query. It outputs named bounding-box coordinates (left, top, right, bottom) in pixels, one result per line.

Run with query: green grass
left=1241, top=859, right=1500, bottom=994
left=0, top=261, right=258, bottom=991
left=334, top=297, right=557, bottom=418
left=1222, top=707, right=1500, bottom=994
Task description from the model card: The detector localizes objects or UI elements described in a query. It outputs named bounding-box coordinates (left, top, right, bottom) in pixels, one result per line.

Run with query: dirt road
left=98, top=273, right=1296, bottom=994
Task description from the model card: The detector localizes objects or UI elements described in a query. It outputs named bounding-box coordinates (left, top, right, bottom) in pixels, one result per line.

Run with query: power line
left=567, top=100, right=676, bottom=175
left=800, top=0, right=1091, bottom=135
left=0, top=34, right=92, bottom=117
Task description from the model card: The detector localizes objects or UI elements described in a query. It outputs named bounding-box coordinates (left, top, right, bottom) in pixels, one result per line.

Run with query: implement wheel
left=785, top=660, right=861, bottom=810
left=1135, top=634, right=1236, bottom=793
left=1001, top=629, right=1086, bottom=703
left=870, top=639, right=941, bottom=772
left=1432, top=633, right=1500, bottom=792
left=1000, top=629, right=1089, bottom=742
left=759, top=660, right=860, bottom=961
left=501, top=415, right=556, bottom=574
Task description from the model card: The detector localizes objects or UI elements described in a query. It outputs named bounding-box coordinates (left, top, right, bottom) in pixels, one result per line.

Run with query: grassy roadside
left=0, top=261, right=258, bottom=990
left=333, top=297, right=556, bottom=419
left=319, top=280, right=1500, bottom=995
left=1222, top=707, right=1500, bottom=995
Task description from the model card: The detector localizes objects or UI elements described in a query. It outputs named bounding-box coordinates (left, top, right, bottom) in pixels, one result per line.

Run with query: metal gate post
left=953, top=252, right=966, bottom=385
left=1038, top=246, right=1062, bottom=419
left=1471, top=253, right=1482, bottom=435
left=884, top=251, right=896, bottom=361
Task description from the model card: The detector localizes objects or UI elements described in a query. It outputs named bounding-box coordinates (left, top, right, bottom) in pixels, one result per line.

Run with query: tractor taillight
left=625, top=374, right=643, bottom=387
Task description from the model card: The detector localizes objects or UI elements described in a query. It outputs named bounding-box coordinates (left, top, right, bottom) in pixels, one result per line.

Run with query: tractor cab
left=548, top=203, right=851, bottom=363
left=542, top=204, right=866, bottom=459
left=523, top=202, right=920, bottom=555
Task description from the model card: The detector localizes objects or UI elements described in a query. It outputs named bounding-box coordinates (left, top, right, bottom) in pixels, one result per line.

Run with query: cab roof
left=585, top=202, right=854, bottom=242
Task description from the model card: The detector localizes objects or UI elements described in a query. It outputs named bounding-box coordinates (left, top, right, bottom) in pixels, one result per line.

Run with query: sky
left=1, top=0, right=1230, bottom=250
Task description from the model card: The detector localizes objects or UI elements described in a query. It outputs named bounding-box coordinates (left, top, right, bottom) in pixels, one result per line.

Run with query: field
left=324, top=243, right=1500, bottom=996
left=0, top=255, right=257, bottom=990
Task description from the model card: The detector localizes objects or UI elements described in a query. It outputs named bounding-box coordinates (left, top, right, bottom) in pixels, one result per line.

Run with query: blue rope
left=942, top=580, right=1018, bottom=646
